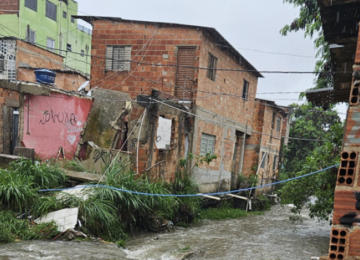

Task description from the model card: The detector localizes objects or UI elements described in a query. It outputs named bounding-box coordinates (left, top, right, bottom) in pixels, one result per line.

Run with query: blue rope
left=39, top=164, right=339, bottom=197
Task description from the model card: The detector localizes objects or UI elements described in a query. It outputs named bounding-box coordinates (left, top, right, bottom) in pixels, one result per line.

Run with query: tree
left=280, top=103, right=343, bottom=221
left=283, top=102, right=341, bottom=174
left=280, top=0, right=332, bottom=91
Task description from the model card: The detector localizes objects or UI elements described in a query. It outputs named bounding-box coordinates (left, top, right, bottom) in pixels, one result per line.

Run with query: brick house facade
left=78, top=16, right=289, bottom=192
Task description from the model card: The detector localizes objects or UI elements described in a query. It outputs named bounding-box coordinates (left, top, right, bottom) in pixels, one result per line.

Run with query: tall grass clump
left=0, top=159, right=67, bottom=213
left=8, top=159, right=66, bottom=189
left=0, top=211, right=59, bottom=243
left=64, top=158, right=95, bottom=173
left=94, top=155, right=177, bottom=230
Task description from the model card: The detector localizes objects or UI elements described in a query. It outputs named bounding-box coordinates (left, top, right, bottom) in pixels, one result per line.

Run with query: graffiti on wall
left=22, top=93, right=93, bottom=159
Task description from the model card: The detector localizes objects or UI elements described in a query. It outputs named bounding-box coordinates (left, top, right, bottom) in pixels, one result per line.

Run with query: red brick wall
left=16, top=40, right=64, bottom=72
left=0, top=0, right=19, bottom=15
left=196, top=33, right=258, bottom=126
left=17, top=68, right=88, bottom=91
left=90, top=20, right=202, bottom=98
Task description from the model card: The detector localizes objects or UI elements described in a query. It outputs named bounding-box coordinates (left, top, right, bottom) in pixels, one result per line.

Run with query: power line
left=0, top=26, right=344, bottom=75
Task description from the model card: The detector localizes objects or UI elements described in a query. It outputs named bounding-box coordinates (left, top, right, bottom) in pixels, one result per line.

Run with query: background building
left=0, top=0, right=92, bottom=76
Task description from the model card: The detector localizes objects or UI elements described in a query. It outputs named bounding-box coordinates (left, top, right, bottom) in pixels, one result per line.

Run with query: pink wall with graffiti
left=22, top=92, right=93, bottom=159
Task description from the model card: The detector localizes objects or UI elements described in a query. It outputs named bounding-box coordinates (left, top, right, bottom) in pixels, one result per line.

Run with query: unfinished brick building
left=306, top=1, right=360, bottom=259
left=77, top=16, right=290, bottom=192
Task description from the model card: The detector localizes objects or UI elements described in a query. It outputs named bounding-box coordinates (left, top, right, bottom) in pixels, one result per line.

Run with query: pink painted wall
left=22, top=92, right=93, bottom=159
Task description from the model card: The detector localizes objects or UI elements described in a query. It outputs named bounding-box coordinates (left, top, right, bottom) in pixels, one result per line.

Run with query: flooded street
left=0, top=205, right=330, bottom=260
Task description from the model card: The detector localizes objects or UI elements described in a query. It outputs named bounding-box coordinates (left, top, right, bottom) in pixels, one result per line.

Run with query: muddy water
left=0, top=205, right=330, bottom=260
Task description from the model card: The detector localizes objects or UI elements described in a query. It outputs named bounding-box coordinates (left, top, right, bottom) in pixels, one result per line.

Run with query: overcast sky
left=76, top=0, right=347, bottom=118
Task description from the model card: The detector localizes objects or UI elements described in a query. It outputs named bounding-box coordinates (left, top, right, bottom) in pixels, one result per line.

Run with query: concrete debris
left=35, top=208, right=79, bottom=232
left=57, top=185, right=92, bottom=201
left=62, top=229, right=87, bottom=241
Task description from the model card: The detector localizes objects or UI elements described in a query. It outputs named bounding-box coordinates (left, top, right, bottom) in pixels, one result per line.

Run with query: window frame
left=260, top=152, right=266, bottom=168
left=242, top=79, right=249, bottom=100
left=46, top=37, right=55, bottom=51
left=105, top=45, right=132, bottom=72
left=273, top=155, right=278, bottom=171
left=206, top=52, right=218, bottom=81
left=200, top=133, right=216, bottom=155
left=276, top=117, right=281, bottom=132
left=45, top=0, right=57, bottom=21
left=26, top=29, right=36, bottom=44
left=25, top=0, right=37, bottom=11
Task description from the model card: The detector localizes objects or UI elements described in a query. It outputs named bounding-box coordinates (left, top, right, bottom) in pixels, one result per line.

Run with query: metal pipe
left=197, top=193, right=220, bottom=201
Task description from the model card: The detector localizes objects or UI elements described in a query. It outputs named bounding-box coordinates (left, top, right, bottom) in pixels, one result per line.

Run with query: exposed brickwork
left=329, top=227, right=348, bottom=260
left=18, top=68, right=88, bottom=91
left=0, top=0, right=19, bottom=15
left=90, top=20, right=201, bottom=99
left=16, top=40, right=64, bottom=71
left=196, top=33, right=258, bottom=125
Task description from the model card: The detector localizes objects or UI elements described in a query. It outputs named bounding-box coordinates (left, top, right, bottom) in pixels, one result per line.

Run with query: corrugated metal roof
left=73, top=15, right=263, bottom=78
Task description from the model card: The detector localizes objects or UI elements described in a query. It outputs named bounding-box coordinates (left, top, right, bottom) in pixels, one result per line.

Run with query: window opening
left=200, top=133, right=215, bottom=155
left=63, top=11, right=67, bottom=18
left=105, top=46, right=132, bottom=71
left=242, top=80, right=249, bottom=100
left=273, top=155, right=278, bottom=171
left=276, top=117, right=281, bottom=132
left=26, top=28, right=36, bottom=44
left=46, top=0, right=57, bottom=21
left=25, top=0, right=37, bottom=11
left=46, top=37, right=55, bottom=51
left=260, top=152, right=266, bottom=168
left=207, top=52, right=217, bottom=81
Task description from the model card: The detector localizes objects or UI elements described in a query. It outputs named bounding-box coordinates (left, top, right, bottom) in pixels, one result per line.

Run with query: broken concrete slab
left=35, top=208, right=79, bottom=232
